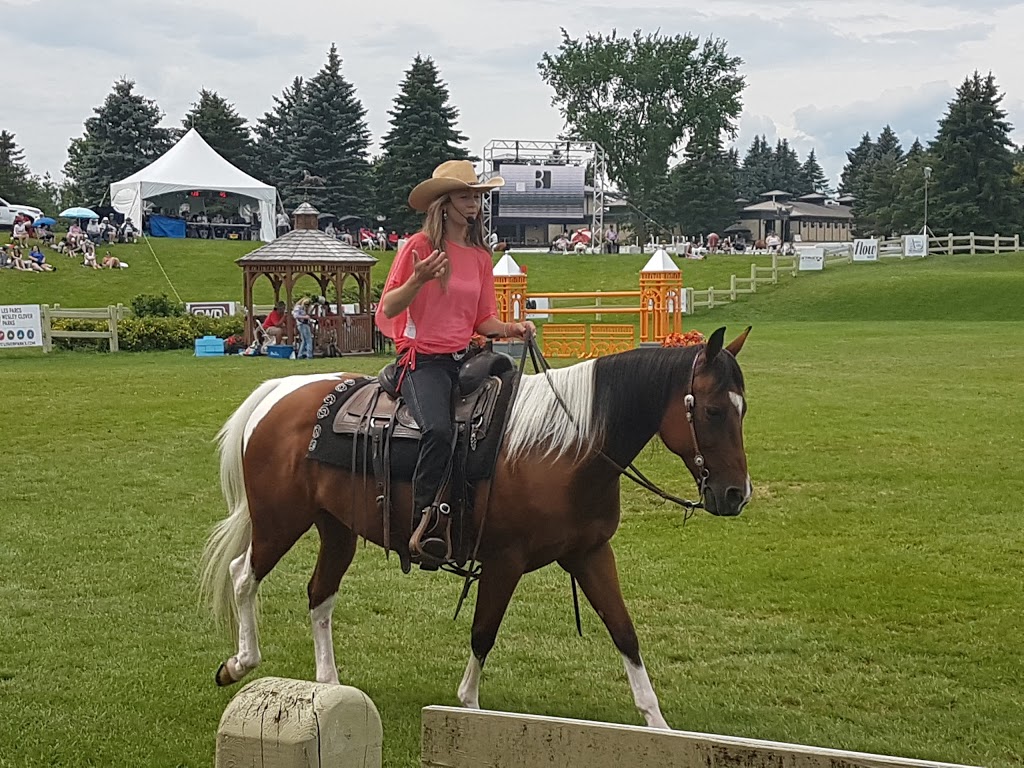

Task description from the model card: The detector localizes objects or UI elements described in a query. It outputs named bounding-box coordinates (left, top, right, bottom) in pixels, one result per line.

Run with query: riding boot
left=409, top=503, right=453, bottom=569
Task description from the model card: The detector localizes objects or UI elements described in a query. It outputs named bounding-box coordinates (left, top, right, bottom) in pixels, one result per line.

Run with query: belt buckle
left=452, top=349, right=467, bottom=361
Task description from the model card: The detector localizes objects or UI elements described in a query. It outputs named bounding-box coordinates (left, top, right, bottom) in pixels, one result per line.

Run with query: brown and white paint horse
left=201, top=326, right=752, bottom=728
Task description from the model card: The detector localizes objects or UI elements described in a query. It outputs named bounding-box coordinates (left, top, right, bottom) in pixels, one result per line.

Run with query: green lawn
left=0, top=234, right=782, bottom=309
left=2, top=250, right=1024, bottom=767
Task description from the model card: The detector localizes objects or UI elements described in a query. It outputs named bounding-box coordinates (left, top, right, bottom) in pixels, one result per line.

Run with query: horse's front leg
left=562, top=542, right=670, bottom=730
left=458, top=555, right=526, bottom=710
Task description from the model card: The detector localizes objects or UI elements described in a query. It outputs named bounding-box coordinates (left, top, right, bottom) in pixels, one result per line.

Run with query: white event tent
left=109, top=128, right=278, bottom=243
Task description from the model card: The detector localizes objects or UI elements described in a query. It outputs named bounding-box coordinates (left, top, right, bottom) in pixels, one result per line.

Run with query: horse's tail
left=200, top=377, right=282, bottom=633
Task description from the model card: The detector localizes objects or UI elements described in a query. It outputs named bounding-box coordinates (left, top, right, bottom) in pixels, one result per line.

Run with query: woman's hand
left=506, top=321, right=537, bottom=340
left=411, top=249, right=448, bottom=286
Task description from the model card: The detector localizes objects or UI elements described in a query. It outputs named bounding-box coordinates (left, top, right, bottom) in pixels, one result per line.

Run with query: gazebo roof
left=759, top=189, right=792, bottom=198
left=292, top=201, right=320, bottom=215
left=237, top=228, right=378, bottom=266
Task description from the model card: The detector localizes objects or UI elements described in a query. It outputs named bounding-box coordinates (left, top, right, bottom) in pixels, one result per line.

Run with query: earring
left=442, top=209, right=448, bottom=222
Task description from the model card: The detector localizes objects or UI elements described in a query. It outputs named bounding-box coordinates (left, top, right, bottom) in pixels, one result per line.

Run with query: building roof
left=836, top=194, right=856, bottom=202
left=798, top=192, right=827, bottom=201
left=237, top=228, right=379, bottom=265
left=759, top=189, right=792, bottom=198
left=740, top=200, right=853, bottom=220
left=292, top=201, right=319, bottom=215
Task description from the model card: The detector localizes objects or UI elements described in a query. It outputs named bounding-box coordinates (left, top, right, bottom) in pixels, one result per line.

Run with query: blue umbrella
left=59, top=207, right=99, bottom=220
left=33, top=216, right=57, bottom=227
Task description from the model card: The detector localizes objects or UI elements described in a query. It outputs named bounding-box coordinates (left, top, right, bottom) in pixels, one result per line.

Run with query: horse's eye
left=705, top=406, right=725, bottom=420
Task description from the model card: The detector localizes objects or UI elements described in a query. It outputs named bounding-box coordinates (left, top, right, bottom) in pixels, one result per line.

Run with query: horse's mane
left=505, top=360, right=598, bottom=462
left=504, top=345, right=742, bottom=463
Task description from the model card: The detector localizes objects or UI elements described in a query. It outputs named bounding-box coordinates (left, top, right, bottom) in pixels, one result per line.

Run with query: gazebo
left=237, top=202, right=378, bottom=355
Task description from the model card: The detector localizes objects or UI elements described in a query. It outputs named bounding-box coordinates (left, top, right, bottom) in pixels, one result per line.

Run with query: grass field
left=0, top=234, right=784, bottom=308
left=2, top=247, right=1024, bottom=767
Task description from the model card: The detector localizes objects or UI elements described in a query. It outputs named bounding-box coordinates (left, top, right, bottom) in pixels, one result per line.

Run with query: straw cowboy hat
left=408, top=160, right=504, bottom=212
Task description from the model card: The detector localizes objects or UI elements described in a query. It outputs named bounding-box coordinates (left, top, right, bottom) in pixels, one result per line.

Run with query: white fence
left=684, top=232, right=1021, bottom=314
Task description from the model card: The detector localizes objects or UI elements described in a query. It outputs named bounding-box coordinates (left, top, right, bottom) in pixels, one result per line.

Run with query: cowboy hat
left=408, top=160, right=504, bottom=212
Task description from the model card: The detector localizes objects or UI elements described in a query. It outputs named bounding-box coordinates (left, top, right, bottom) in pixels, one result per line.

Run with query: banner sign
left=497, top=164, right=586, bottom=219
left=0, top=304, right=43, bottom=348
left=903, top=234, right=928, bottom=257
left=186, top=301, right=236, bottom=318
left=798, top=247, right=825, bottom=271
left=853, top=238, right=879, bottom=262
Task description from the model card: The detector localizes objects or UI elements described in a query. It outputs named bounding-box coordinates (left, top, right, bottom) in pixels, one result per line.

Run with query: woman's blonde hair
left=421, top=194, right=487, bottom=291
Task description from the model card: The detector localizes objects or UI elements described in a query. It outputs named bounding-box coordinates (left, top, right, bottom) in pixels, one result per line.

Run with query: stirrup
left=409, top=503, right=453, bottom=566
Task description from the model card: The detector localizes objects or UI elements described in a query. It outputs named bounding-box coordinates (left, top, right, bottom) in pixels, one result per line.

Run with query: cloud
left=2, top=0, right=1023, bottom=197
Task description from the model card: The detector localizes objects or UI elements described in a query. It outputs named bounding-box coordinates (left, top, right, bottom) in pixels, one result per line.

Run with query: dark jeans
left=399, top=354, right=461, bottom=515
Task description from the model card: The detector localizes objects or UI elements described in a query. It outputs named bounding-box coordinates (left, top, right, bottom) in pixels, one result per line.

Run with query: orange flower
left=661, top=330, right=705, bottom=348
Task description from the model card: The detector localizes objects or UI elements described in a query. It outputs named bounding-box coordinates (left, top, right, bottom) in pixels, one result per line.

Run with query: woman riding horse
left=375, top=160, right=535, bottom=566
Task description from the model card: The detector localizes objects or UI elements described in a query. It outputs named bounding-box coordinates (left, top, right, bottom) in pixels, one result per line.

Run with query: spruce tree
left=0, top=130, right=33, bottom=200
left=859, top=127, right=904, bottom=235
left=889, top=146, right=934, bottom=235
left=665, top=134, right=737, bottom=236
left=254, top=77, right=305, bottom=194
left=928, top=71, right=1022, bottom=235
left=375, top=55, right=470, bottom=233
left=839, top=132, right=875, bottom=197
left=839, top=132, right=877, bottom=234
left=181, top=89, right=255, bottom=173
left=64, top=78, right=173, bottom=204
left=767, top=138, right=805, bottom=194
left=285, top=44, right=371, bottom=216
left=737, top=135, right=773, bottom=199
left=799, top=149, right=830, bottom=194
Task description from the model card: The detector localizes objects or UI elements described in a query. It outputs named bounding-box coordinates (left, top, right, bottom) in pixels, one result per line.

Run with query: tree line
left=2, top=34, right=1022, bottom=238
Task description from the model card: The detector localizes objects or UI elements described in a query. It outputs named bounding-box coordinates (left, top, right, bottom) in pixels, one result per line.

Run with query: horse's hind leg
left=215, top=543, right=262, bottom=686
left=216, top=512, right=312, bottom=687
left=308, top=512, right=358, bottom=684
left=561, top=542, right=670, bottom=730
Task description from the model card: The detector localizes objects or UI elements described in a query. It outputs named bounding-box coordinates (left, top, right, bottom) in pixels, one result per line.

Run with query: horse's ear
left=725, top=326, right=752, bottom=357
left=703, top=326, right=727, bottom=364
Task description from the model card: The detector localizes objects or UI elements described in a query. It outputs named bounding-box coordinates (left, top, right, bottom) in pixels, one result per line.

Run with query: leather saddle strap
left=381, top=410, right=398, bottom=554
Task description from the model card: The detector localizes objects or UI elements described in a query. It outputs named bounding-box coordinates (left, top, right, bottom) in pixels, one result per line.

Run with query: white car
left=0, top=196, right=44, bottom=229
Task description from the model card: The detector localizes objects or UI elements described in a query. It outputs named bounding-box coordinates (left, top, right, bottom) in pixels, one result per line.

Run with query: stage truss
left=481, top=139, right=607, bottom=247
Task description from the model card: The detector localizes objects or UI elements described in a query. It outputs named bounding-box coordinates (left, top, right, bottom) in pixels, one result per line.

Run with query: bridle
left=530, top=338, right=708, bottom=518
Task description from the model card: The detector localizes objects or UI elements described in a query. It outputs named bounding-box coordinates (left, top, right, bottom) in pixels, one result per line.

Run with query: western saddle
left=331, top=349, right=515, bottom=570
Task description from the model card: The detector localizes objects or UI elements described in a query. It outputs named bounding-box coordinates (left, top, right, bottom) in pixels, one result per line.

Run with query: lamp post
left=923, top=166, right=932, bottom=236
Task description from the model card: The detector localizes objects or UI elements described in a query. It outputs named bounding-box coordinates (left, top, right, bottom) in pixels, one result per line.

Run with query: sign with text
left=903, top=234, right=928, bottom=257
left=0, top=304, right=43, bottom=348
left=186, top=301, right=237, bottom=318
left=798, top=247, right=825, bottom=271
left=853, top=238, right=879, bottom=262
left=497, top=164, right=586, bottom=219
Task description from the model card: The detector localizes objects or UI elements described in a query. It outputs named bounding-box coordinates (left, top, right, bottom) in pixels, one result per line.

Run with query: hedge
left=50, top=315, right=245, bottom=352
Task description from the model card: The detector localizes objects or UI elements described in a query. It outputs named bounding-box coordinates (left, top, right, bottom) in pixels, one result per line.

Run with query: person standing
left=375, top=160, right=535, bottom=565
left=292, top=298, right=314, bottom=359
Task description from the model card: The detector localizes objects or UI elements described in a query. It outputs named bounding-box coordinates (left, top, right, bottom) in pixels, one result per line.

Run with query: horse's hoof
left=215, top=662, right=236, bottom=687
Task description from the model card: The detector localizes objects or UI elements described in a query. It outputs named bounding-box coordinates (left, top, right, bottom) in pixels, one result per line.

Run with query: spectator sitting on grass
left=28, top=245, right=56, bottom=272
left=83, top=245, right=101, bottom=269
left=102, top=251, right=129, bottom=269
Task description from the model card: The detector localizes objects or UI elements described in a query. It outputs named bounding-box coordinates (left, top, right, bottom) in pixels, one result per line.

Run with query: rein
left=530, top=338, right=708, bottom=517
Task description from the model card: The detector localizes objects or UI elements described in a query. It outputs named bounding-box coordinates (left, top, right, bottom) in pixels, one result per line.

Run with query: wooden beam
left=420, top=708, right=980, bottom=768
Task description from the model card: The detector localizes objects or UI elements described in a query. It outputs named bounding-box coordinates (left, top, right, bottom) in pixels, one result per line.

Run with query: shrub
left=130, top=293, right=185, bottom=318
left=50, top=315, right=245, bottom=352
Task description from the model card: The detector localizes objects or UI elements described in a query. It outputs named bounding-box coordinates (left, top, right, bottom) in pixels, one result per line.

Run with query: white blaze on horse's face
left=729, top=391, right=745, bottom=420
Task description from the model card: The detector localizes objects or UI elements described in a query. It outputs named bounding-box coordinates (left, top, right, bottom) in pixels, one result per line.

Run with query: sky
left=3, top=0, right=1023, bottom=193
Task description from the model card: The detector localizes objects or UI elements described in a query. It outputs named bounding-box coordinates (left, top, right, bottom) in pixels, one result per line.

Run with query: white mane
left=504, top=359, right=598, bottom=462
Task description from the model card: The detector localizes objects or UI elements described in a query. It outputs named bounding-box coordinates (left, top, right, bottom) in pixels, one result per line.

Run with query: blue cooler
left=194, top=335, right=225, bottom=357
left=266, top=344, right=294, bottom=359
